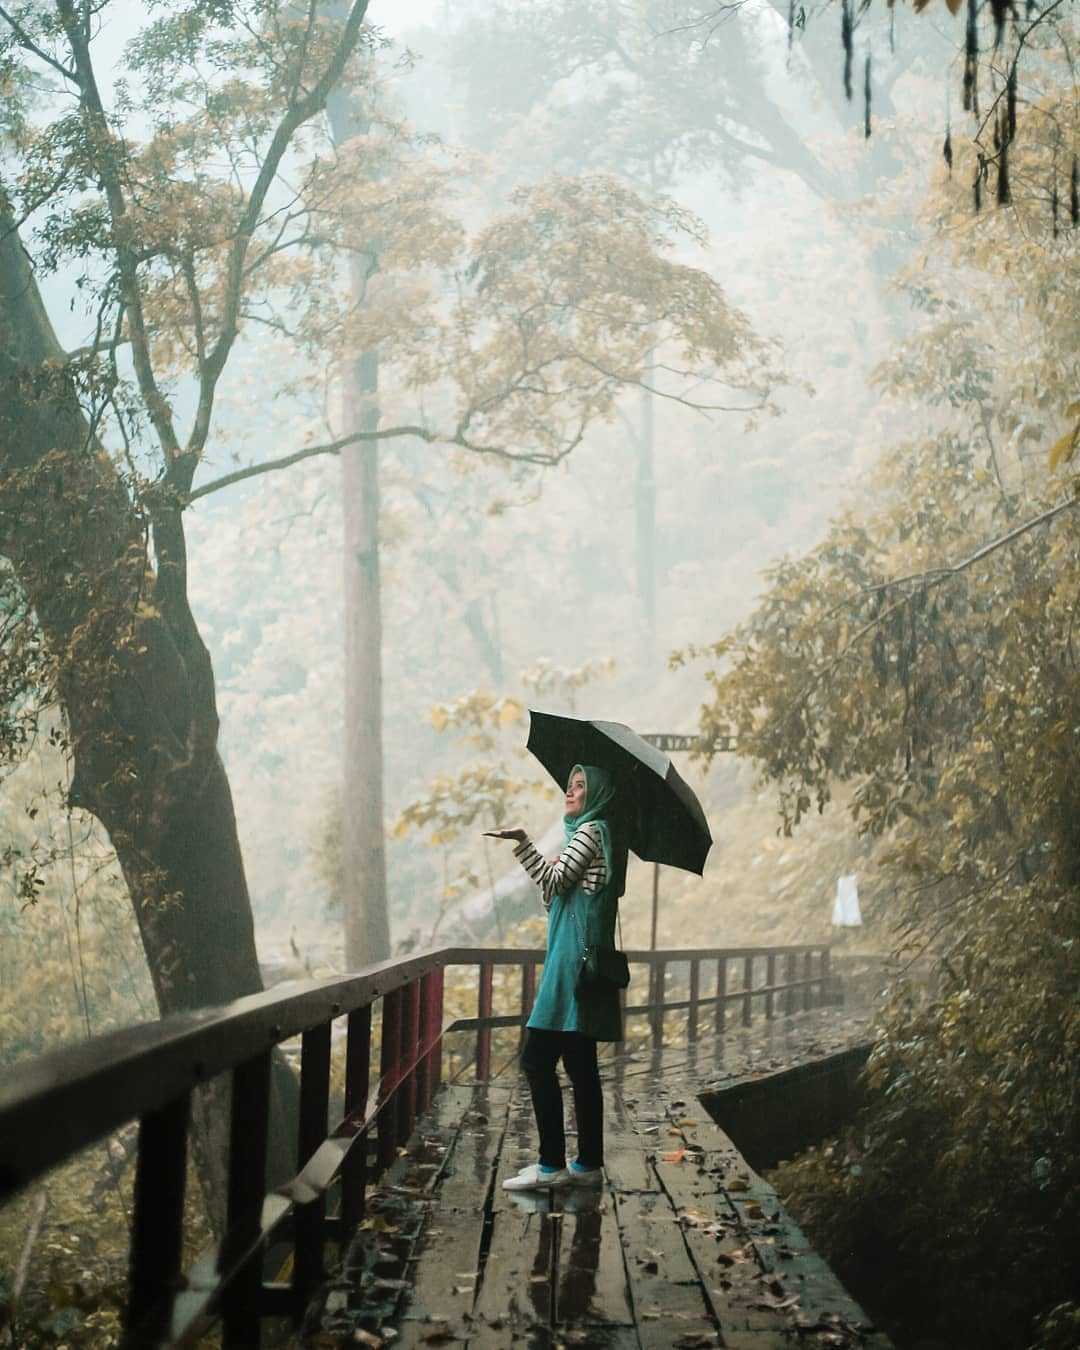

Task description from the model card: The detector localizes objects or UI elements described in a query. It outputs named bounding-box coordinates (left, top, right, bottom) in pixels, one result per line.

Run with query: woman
left=485, top=764, right=626, bottom=1191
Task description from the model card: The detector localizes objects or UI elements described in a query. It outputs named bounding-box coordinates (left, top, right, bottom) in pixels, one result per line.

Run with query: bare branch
left=570, top=348, right=772, bottom=415
left=187, top=415, right=581, bottom=503
left=66, top=335, right=130, bottom=361
left=187, top=426, right=430, bottom=501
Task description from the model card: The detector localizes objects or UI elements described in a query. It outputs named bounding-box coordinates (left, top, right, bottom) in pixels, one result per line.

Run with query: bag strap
left=569, top=825, right=622, bottom=954
left=571, top=894, right=622, bottom=955
left=570, top=898, right=589, bottom=956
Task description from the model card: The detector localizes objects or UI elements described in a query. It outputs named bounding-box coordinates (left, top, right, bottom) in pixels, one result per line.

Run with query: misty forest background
left=0, top=1, right=1078, bottom=1347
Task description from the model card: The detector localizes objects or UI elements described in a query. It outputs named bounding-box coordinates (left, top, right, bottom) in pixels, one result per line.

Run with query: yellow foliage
left=497, top=696, right=524, bottom=726
left=1047, top=426, right=1078, bottom=471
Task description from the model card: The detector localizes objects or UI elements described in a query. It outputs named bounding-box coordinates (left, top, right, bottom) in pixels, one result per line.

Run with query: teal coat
left=527, top=873, right=623, bottom=1043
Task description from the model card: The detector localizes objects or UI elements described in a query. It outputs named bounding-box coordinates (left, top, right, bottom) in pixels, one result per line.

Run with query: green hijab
left=564, top=763, right=621, bottom=896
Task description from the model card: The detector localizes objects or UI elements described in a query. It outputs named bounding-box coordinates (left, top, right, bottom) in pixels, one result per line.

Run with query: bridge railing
left=0, top=941, right=831, bottom=1348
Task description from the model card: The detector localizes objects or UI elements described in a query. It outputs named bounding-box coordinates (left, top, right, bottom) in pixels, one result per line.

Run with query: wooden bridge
left=0, top=943, right=890, bottom=1349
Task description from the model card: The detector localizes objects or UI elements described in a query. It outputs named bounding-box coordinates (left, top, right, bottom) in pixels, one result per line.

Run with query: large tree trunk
left=0, top=196, right=295, bottom=1226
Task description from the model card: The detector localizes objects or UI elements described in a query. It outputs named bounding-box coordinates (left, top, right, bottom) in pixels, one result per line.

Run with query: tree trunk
left=341, top=336, right=390, bottom=967
left=327, top=71, right=392, bottom=969
left=636, top=364, right=657, bottom=645
left=0, top=195, right=295, bottom=1228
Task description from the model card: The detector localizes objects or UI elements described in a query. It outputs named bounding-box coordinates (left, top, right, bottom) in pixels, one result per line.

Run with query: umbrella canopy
left=526, top=709, right=713, bottom=875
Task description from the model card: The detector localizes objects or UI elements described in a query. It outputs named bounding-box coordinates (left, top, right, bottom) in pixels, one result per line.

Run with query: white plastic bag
left=832, top=873, right=862, bottom=926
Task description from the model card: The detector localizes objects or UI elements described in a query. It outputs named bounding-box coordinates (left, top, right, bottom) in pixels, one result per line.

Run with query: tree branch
left=187, top=426, right=430, bottom=502
left=862, top=496, right=1077, bottom=597
left=187, top=0, right=372, bottom=473
left=55, top=0, right=182, bottom=462
left=187, top=415, right=582, bottom=504
left=789, top=495, right=1080, bottom=713
left=0, top=3, right=76, bottom=80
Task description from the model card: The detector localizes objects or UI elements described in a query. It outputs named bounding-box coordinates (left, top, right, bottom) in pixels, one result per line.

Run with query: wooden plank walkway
left=308, top=1008, right=891, bottom=1350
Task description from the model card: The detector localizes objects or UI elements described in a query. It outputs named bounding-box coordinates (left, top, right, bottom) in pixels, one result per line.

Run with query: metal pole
left=650, top=863, right=660, bottom=950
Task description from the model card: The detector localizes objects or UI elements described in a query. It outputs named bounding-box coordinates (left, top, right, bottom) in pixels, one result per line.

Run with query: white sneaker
left=565, top=1163, right=604, bottom=1187
left=501, top=1163, right=570, bottom=1191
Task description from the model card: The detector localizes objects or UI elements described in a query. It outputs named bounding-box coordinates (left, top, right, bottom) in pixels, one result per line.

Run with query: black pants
left=520, top=1028, right=604, bottom=1170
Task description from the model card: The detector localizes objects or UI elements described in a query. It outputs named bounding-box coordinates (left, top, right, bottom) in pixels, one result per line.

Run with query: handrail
left=0, top=940, right=834, bottom=1348
left=0, top=946, right=462, bottom=1194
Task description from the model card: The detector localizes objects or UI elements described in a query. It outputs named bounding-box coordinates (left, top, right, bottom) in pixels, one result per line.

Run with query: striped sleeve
left=513, top=822, right=605, bottom=909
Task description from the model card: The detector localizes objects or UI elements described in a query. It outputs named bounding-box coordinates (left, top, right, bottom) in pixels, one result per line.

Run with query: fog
left=4, top=5, right=1078, bottom=1347
left=0, top=0, right=962, bottom=983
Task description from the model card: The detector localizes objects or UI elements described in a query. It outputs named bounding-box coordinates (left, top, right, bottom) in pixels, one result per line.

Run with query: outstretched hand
left=483, top=827, right=527, bottom=843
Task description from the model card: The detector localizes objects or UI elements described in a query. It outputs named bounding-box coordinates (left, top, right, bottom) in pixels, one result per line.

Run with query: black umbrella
left=526, top=709, right=713, bottom=875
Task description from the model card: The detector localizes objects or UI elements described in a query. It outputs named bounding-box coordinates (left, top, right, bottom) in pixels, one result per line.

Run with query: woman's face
left=565, top=771, right=587, bottom=818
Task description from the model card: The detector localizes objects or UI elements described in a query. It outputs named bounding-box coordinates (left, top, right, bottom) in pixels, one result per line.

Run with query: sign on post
left=642, top=733, right=701, bottom=752
left=641, top=731, right=736, bottom=754
left=638, top=729, right=737, bottom=948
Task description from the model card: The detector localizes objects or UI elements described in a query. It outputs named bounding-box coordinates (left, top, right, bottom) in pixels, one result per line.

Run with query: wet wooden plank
left=394, top=1208, right=487, bottom=1333
left=464, top=1321, right=552, bottom=1349
left=395, top=1086, right=512, bottom=1331
left=610, top=1188, right=717, bottom=1350
left=473, top=1091, right=634, bottom=1342
left=733, top=1196, right=889, bottom=1346
left=553, top=1192, right=634, bottom=1329
left=649, top=1138, right=796, bottom=1341
left=470, top=1198, right=557, bottom=1341
left=468, top=1319, right=636, bottom=1350
left=490, top=1087, right=558, bottom=1206
left=434, top=1084, right=512, bottom=1211
left=612, top=1068, right=891, bottom=1348
left=658, top=1109, right=887, bottom=1344
left=603, top=1092, right=655, bottom=1194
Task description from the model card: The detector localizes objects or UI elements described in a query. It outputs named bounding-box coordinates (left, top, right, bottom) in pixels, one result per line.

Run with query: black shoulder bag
left=572, top=899, right=630, bottom=996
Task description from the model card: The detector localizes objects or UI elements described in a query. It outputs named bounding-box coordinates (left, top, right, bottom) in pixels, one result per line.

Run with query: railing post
left=342, top=1006, right=371, bottom=1238
left=820, top=947, right=831, bottom=1006
left=715, top=957, right=727, bottom=1034
left=221, top=1051, right=272, bottom=1350
left=398, top=980, right=421, bottom=1144
left=742, top=955, right=753, bottom=1026
left=378, top=989, right=403, bottom=1171
left=126, top=1094, right=189, bottom=1346
left=785, top=953, right=797, bottom=1014
left=802, top=951, right=813, bottom=1011
left=294, top=1022, right=331, bottom=1312
left=520, top=961, right=536, bottom=1046
left=650, top=961, right=667, bottom=1048
left=417, top=971, right=440, bottom=1114
left=687, top=960, right=700, bottom=1043
left=766, top=954, right=776, bottom=1020
left=430, top=966, right=445, bottom=1091
left=476, top=962, right=494, bottom=1080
